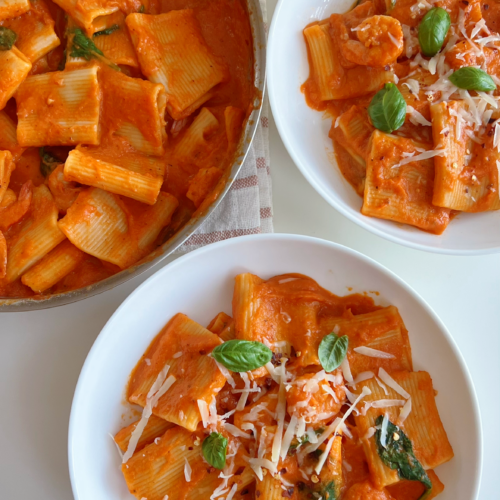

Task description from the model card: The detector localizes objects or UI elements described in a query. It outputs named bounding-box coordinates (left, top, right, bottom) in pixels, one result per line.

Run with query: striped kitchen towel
left=176, top=0, right=273, bottom=253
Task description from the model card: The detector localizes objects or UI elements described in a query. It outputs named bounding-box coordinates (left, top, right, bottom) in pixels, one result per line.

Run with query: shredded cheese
left=378, top=368, right=410, bottom=399
left=198, top=400, right=209, bottom=428
left=224, top=423, right=252, bottom=439
left=303, top=387, right=372, bottom=455
left=352, top=371, right=374, bottom=385
left=392, top=149, right=445, bottom=169
left=214, top=360, right=236, bottom=388
left=236, top=372, right=252, bottom=411
left=280, top=414, right=298, bottom=460
left=407, top=106, right=432, bottom=126
left=380, top=414, right=389, bottom=448
left=370, top=399, right=406, bottom=408
left=122, top=366, right=176, bottom=463
left=271, top=362, right=287, bottom=463
left=353, top=347, right=396, bottom=359
left=184, top=457, right=192, bottom=482
left=399, top=397, right=412, bottom=422
left=340, top=357, right=354, bottom=386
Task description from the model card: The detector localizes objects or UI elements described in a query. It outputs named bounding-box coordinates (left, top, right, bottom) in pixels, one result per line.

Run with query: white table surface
left=1, top=2, right=499, bottom=496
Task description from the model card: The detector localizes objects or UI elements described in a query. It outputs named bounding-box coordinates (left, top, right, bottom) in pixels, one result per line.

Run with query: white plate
left=68, top=234, right=482, bottom=500
left=267, top=0, right=500, bottom=255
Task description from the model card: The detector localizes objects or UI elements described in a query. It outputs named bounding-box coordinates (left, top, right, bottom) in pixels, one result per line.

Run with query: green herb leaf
left=93, top=24, right=120, bottom=37
left=321, top=481, right=337, bottom=500
left=368, top=83, right=407, bottom=133
left=318, top=333, right=348, bottom=372
left=58, top=49, right=67, bottom=71
left=138, top=4, right=145, bottom=12
left=288, top=434, right=310, bottom=454
left=202, top=432, right=228, bottom=470
left=70, top=28, right=104, bottom=60
left=39, top=148, right=61, bottom=177
left=375, top=415, right=432, bottom=499
left=449, top=66, right=496, bottom=91
left=211, top=339, right=273, bottom=372
left=0, top=27, right=17, bottom=51
left=418, top=7, right=450, bottom=57
left=70, top=28, right=121, bottom=72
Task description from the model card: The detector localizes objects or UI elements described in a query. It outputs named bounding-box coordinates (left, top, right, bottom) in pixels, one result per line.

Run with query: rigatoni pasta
left=302, top=0, right=500, bottom=233
left=113, top=273, right=454, bottom=500
left=0, top=0, right=254, bottom=299
left=126, top=10, right=228, bottom=120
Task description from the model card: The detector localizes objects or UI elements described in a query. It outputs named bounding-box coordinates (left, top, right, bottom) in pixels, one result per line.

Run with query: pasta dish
left=0, top=0, right=254, bottom=298
left=113, top=273, right=453, bottom=500
left=303, top=0, right=500, bottom=234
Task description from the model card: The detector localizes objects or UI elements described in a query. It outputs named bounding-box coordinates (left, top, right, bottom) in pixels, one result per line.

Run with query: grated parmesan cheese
left=214, top=360, right=236, bottom=388
left=271, top=361, right=288, bottom=463
left=224, top=423, right=252, bottom=439
left=353, top=347, right=396, bottom=359
left=184, top=458, right=192, bottom=482
left=378, top=368, right=410, bottom=399
left=399, top=397, right=412, bottom=422
left=407, top=106, right=432, bottom=126
left=198, top=400, right=209, bottom=428
left=370, top=399, right=406, bottom=408
left=340, top=357, right=354, bottom=386
left=352, top=371, right=375, bottom=385
left=280, top=414, right=298, bottom=460
left=392, top=149, right=445, bottom=169
left=122, top=366, right=176, bottom=463
left=380, top=414, right=389, bottom=448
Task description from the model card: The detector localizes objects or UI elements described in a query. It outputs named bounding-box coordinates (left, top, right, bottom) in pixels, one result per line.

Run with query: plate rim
left=68, top=233, right=483, bottom=500
left=267, top=0, right=500, bottom=256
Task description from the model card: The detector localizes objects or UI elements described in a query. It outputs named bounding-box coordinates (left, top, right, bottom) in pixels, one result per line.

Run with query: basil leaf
left=93, top=24, right=120, bottom=37
left=70, top=28, right=121, bottom=72
left=318, top=333, right=348, bottom=372
left=0, top=27, right=17, bottom=51
left=211, top=339, right=273, bottom=372
left=321, top=481, right=337, bottom=500
left=138, top=4, right=145, bottom=12
left=418, top=8, right=450, bottom=57
left=202, top=432, right=228, bottom=470
left=368, top=83, right=407, bottom=133
left=375, top=415, right=432, bottom=499
left=39, top=148, right=61, bottom=177
left=449, top=66, right=496, bottom=91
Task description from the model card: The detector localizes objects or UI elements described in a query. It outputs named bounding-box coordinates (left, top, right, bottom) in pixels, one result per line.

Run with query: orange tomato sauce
left=0, top=0, right=255, bottom=299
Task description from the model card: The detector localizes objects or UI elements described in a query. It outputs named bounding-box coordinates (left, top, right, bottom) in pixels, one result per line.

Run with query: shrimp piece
left=0, top=181, right=33, bottom=232
left=47, top=165, right=82, bottom=214
left=0, top=230, right=6, bottom=279
left=341, top=15, right=404, bottom=67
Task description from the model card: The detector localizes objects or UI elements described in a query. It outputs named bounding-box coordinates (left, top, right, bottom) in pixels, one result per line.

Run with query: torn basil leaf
left=375, top=415, right=432, bottom=499
left=318, top=332, right=348, bottom=372
left=39, top=148, right=61, bottom=177
left=212, top=339, right=273, bottom=372
left=202, top=432, right=228, bottom=470
left=93, top=24, right=120, bottom=37
left=418, top=8, right=450, bottom=57
left=449, top=67, right=496, bottom=92
left=368, top=83, right=407, bottom=133
left=0, top=27, right=17, bottom=51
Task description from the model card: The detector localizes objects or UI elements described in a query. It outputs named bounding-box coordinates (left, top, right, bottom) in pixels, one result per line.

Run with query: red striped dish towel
left=177, top=1, right=273, bottom=253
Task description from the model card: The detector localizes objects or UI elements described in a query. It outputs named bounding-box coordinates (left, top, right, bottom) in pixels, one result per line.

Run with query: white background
left=1, top=0, right=499, bottom=496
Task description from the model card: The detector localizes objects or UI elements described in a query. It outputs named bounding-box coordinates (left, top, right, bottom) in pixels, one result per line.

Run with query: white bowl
left=267, top=0, right=500, bottom=255
left=68, top=234, right=482, bottom=500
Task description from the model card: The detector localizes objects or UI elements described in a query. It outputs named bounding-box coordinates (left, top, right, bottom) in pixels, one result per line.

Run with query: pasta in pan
left=0, top=0, right=255, bottom=298
left=114, top=273, right=453, bottom=500
left=302, top=0, right=500, bottom=234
